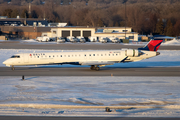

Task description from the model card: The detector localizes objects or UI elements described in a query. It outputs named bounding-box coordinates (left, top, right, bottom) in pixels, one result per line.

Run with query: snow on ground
left=162, top=39, right=180, bottom=45
left=2, top=39, right=180, bottom=46
left=21, top=39, right=180, bottom=46
left=0, top=76, right=180, bottom=117
left=1, top=49, right=180, bottom=68
left=123, top=39, right=180, bottom=46
left=21, top=39, right=109, bottom=45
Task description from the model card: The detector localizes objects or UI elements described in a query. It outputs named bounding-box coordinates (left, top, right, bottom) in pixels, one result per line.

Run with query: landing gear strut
left=90, top=65, right=100, bottom=71
left=11, top=65, right=15, bottom=71
left=90, top=65, right=95, bottom=70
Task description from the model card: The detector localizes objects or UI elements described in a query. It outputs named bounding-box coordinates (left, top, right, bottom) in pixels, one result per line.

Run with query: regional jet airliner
left=3, top=39, right=163, bottom=71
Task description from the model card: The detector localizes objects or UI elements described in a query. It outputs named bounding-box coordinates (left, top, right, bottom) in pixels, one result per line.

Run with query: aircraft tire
left=90, top=66, right=95, bottom=70
left=95, top=67, right=100, bottom=71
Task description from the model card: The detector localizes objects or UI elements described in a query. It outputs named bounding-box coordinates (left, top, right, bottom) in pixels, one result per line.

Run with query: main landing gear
left=90, top=65, right=100, bottom=71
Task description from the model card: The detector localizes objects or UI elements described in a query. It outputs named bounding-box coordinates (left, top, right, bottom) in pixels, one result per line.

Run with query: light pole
left=123, top=0, right=128, bottom=39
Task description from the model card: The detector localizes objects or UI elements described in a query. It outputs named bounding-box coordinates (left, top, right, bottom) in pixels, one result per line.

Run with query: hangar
left=49, top=26, right=138, bottom=41
left=49, top=27, right=95, bottom=41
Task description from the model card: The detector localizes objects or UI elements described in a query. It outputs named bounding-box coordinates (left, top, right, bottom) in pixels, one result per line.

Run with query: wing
left=79, top=61, right=115, bottom=66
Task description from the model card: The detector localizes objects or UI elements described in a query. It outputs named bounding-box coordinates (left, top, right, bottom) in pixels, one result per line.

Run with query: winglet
left=138, top=39, right=163, bottom=51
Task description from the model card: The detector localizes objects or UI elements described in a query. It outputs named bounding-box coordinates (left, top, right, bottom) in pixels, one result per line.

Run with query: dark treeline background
left=1, top=0, right=180, bottom=36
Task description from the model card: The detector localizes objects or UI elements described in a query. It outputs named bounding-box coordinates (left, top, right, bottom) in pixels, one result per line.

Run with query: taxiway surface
left=0, top=116, right=179, bottom=120
left=0, top=67, right=180, bottom=76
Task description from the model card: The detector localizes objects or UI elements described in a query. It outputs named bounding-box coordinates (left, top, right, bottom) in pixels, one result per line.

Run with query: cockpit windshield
left=11, top=55, right=20, bottom=58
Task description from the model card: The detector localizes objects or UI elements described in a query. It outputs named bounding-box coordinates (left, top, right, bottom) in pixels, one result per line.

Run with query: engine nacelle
left=125, top=49, right=141, bottom=57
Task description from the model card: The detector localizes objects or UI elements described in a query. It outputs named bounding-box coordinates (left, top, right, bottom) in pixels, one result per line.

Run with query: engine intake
left=125, top=49, right=142, bottom=57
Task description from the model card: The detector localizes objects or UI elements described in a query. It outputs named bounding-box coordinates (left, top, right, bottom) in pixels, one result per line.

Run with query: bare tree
left=1, top=0, right=180, bottom=36
left=2, top=9, right=13, bottom=18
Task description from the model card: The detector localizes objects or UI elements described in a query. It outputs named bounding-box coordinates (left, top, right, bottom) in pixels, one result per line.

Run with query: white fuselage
left=3, top=49, right=157, bottom=67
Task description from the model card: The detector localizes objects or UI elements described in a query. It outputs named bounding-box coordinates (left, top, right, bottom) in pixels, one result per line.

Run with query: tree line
left=1, top=0, right=180, bottom=36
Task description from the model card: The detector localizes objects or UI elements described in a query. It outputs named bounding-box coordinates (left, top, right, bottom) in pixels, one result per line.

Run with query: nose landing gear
left=11, top=65, right=15, bottom=71
left=90, top=65, right=100, bottom=71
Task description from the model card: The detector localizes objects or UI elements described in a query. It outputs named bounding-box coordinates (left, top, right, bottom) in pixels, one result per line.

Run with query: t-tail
left=138, top=39, right=163, bottom=51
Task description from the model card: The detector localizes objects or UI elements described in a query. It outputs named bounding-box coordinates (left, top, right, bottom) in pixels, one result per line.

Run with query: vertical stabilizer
left=138, top=40, right=163, bottom=51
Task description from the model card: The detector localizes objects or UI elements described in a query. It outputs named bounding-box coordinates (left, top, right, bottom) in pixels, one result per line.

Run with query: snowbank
left=162, top=39, right=180, bottom=45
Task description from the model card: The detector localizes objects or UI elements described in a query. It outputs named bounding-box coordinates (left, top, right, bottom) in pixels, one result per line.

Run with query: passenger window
left=68, top=55, right=70, bottom=57
left=101, top=54, right=103, bottom=56
left=109, top=54, right=110, bottom=56
left=93, top=54, right=95, bottom=56
left=64, top=55, right=66, bottom=57
left=85, top=54, right=86, bottom=56
left=89, top=54, right=91, bottom=56
left=61, top=55, right=62, bottom=57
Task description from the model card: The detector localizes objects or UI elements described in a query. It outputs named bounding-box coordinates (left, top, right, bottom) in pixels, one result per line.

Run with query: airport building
left=47, top=26, right=138, bottom=41
left=0, top=26, right=51, bottom=39
left=0, top=25, right=138, bottom=41
left=0, top=17, right=138, bottom=41
left=0, top=17, right=50, bottom=39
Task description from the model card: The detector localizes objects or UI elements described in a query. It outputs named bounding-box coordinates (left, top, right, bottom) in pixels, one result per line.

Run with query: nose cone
left=3, top=60, right=7, bottom=65
left=3, top=59, right=11, bottom=67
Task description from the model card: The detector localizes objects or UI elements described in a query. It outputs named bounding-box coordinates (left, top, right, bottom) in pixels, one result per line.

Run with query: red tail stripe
left=147, top=40, right=163, bottom=51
